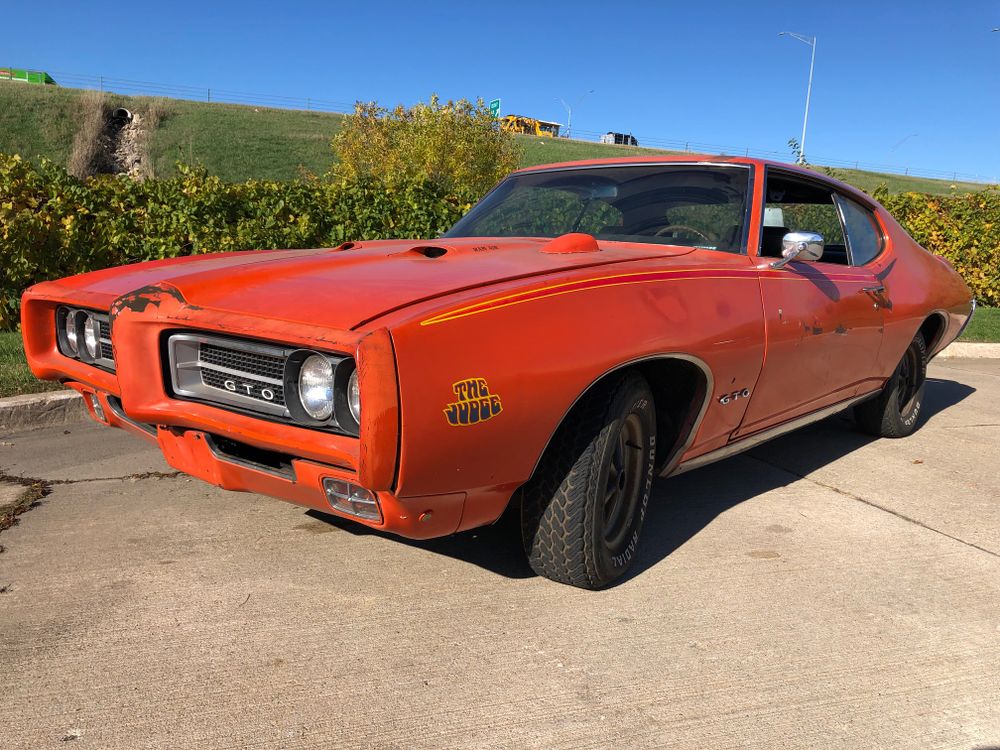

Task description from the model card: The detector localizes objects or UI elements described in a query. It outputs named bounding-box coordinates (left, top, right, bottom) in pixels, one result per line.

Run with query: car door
left=734, top=170, right=885, bottom=437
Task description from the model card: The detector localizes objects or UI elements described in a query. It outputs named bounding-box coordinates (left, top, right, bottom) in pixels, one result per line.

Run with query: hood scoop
left=540, top=233, right=601, bottom=254
left=408, top=245, right=451, bottom=259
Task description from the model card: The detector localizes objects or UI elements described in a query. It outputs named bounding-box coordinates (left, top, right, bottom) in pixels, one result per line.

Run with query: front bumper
left=70, top=382, right=467, bottom=540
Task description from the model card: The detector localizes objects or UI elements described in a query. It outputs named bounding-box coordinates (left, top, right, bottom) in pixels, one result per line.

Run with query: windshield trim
left=515, top=161, right=753, bottom=177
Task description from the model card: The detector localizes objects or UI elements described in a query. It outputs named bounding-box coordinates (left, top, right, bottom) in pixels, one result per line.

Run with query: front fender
left=386, top=264, right=765, bottom=510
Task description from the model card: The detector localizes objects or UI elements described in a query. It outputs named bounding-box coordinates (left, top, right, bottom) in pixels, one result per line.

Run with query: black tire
left=854, top=332, right=928, bottom=438
left=520, top=372, right=657, bottom=589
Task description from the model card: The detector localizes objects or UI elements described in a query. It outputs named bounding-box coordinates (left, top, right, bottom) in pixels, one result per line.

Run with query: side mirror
left=771, top=231, right=824, bottom=269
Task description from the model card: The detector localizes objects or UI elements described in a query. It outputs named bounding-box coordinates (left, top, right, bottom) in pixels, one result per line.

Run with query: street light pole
left=557, top=89, right=594, bottom=139
left=779, top=32, right=816, bottom=164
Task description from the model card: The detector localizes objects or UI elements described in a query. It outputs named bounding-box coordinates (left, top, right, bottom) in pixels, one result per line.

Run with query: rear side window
left=836, top=196, right=883, bottom=266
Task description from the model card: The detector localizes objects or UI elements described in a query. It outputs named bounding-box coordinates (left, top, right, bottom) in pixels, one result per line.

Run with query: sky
left=6, top=0, right=1000, bottom=180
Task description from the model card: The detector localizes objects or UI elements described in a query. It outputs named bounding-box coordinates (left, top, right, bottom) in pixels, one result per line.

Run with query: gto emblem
left=718, top=388, right=750, bottom=405
left=223, top=379, right=276, bottom=401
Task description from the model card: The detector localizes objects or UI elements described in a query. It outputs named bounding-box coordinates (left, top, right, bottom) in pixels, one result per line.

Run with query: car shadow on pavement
left=307, top=377, right=974, bottom=587
left=305, top=498, right=534, bottom=579
left=621, top=376, right=975, bottom=585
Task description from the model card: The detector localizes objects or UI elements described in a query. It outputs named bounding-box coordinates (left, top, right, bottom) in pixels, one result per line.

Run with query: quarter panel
left=872, top=210, right=973, bottom=373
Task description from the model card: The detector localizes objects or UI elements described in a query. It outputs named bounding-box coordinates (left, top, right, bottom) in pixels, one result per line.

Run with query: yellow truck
left=499, top=115, right=561, bottom=138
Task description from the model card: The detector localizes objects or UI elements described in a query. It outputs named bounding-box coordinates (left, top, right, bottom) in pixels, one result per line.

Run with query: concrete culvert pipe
left=111, top=108, right=133, bottom=122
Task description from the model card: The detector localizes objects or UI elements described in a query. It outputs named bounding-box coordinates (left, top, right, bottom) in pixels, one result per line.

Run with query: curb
left=937, top=342, right=1000, bottom=359
left=0, top=391, right=86, bottom=435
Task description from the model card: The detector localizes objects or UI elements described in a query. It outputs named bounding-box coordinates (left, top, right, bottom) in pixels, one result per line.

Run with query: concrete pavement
left=1, top=359, right=999, bottom=749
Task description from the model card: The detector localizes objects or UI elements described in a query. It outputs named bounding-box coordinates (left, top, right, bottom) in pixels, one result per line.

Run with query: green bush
left=881, top=189, right=1000, bottom=306
left=0, top=154, right=474, bottom=329
left=1, top=152, right=997, bottom=331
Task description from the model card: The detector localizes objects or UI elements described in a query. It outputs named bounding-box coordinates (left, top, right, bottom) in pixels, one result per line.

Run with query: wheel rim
left=896, top=345, right=922, bottom=417
left=602, top=413, right=645, bottom=548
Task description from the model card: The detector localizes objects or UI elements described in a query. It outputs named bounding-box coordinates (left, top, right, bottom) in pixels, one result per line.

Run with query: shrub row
left=1, top=153, right=997, bottom=330
left=0, top=154, right=475, bottom=329
left=880, top=189, right=1000, bottom=307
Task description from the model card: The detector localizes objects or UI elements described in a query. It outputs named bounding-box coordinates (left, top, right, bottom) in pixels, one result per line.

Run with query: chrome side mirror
left=771, top=231, right=825, bottom=269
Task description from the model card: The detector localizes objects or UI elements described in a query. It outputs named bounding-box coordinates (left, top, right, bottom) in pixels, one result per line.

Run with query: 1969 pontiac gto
left=21, top=156, right=975, bottom=588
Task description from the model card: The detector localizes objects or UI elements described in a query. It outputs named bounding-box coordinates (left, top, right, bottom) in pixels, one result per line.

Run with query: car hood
left=65, top=237, right=691, bottom=331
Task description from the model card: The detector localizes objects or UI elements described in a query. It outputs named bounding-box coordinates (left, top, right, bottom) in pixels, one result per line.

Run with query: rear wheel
left=520, top=372, right=656, bottom=589
left=854, top=332, right=928, bottom=438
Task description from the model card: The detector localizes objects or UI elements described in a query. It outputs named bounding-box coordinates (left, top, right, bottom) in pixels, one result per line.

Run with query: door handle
left=861, top=283, right=887, bottom=309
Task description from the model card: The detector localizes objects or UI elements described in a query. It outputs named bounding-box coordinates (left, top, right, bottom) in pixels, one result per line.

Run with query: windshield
left=444, top=164, right=751, bottom=252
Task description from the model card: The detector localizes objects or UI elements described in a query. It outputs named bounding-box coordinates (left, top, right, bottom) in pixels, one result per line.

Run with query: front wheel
left=854, top=332, right=928, bottom=438
left=520, top=372, right=657, bottom=589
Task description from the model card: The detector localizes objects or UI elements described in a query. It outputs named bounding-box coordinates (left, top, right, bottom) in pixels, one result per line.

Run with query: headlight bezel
left=283, top=349, right=360, bottom=437
left=56, top=306, right=115, bottom=372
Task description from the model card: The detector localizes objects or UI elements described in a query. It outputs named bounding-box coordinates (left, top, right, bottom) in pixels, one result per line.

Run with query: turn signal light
left=322, top=478, right=381, bottom=522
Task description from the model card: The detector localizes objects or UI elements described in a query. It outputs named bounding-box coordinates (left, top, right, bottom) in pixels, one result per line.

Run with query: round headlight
left=83, top=315, right=100, bottom=359
left=298, top=354, right=334, bottom=421
left=348, top=368, right=361, bottom=424
left=64, top=312, right=79, bottom=354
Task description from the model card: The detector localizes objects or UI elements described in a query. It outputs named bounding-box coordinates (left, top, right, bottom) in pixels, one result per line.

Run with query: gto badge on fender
left=444, top=377, right=503, bottom=426
left=718, top=388, right=751, bottom=405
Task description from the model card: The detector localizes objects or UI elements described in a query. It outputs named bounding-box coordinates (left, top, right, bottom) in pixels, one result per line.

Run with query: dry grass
left=68, top=90, right=110, bottom=178
left=133, top=99, right=165, bottom=180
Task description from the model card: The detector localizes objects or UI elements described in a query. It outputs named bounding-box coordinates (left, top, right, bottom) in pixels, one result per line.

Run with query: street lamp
left=556, top=89, right=594, bottom=139
left=890, top=133, right=919, bottom=152
left=778, top=32, right=816, bottom=164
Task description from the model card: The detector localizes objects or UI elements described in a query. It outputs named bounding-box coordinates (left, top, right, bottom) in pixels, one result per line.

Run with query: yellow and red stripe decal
left=420, top=266, right=874, bottom=326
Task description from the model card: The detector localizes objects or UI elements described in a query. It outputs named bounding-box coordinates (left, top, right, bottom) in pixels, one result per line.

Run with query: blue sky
left=7, top=0, right=1000, bottom=180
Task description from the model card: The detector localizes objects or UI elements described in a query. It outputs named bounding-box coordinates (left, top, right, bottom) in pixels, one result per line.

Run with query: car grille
left=98, top=319, right=115, bottom=365
left=166, top=332, right=346, bottom=423
left=200, top=343, right=286, bottom=383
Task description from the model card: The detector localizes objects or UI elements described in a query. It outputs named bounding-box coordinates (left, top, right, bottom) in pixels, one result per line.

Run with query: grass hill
left=0, top=83, right=341, bottom=181
left=0, top=80, right=991, bottom=195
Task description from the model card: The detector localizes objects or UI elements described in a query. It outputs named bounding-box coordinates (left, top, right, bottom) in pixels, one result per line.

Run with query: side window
left=760, top=173, right=849, bottom=265
left=836, top=195, right=883, bottom=266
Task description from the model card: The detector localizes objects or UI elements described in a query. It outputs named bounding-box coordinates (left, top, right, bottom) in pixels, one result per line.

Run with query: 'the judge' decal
left=444, top=377, right=503, bottom=426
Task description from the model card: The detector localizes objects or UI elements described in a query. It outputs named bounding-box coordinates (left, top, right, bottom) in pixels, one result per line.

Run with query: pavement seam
left=46, top=470, right=183, bottom=486
left=747, top=454, right=1000, bottom=561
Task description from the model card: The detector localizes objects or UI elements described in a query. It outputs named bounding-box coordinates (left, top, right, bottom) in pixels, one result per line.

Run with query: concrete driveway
left=2, top=359, right=999, bottom=749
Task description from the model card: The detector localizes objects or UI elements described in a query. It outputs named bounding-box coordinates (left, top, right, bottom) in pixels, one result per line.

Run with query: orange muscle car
left=21, top=157, right=975, bottom=588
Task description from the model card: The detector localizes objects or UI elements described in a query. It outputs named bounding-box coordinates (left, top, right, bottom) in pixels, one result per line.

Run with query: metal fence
left=42, top=68, right=999, bottom=186
left=47, top=69, right=354, bottom=114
